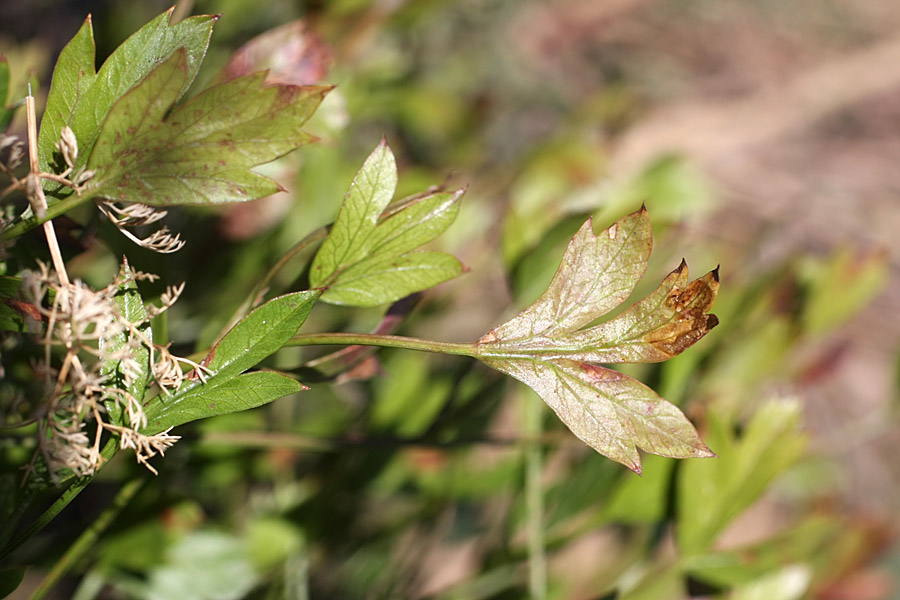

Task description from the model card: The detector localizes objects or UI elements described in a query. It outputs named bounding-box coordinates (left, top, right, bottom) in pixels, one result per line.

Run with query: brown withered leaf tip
left=644, top=264, right=719, bottom=359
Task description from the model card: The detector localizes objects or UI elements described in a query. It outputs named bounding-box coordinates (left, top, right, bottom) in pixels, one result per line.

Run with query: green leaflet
left=143, top=291, right=319, bottom=433
left=310, top=140, right=465, bottom=306
left=321, top=251, right=463, bottom=307
left=474, top=208, right=719, bottom=472
left=81, top=50, right=328, bottom=205
left=38, top=9, right=217, bottom=195
left=142, top=372, right=305, bottom=435
left=311, top=139, right=398, bottom=284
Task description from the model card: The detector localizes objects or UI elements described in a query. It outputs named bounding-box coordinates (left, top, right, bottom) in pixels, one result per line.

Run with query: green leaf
left=143, top=371, right=304, bottom=434
left=600, top=454, right=675, bottom=523
left=321, top=251, right=462, bottom=307
left=99, top=260, right=152, bottom=424
left=81, top=49, right=328, bottom=205
left=310, top=140, right=465, bottom=306
left=143, top=291, right=318, bottom=433
left=618, top=561, right=684, bottom=600
left=677, top=399, right=807, bottom=554
left=38, top=10, right=217, bottom=192
left=366, top=189, right=464, bottom=259
left=474, top=208, right=718, bottom=472
left=198, top=290, right=319, bottom=383
left=0, top=57, right=13, bottom=131
left=310, top=139, right=398, bottom=285
left=139, top=530, right=259, bottom=600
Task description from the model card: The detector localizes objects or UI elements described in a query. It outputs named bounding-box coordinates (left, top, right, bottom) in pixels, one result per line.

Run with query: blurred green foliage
left=0, top=0, right=893, bottom=599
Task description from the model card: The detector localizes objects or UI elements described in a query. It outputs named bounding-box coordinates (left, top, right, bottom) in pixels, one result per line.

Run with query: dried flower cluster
left=23, top=261, right=204, bottom=478
left=98, top=201, right=185, bottom=253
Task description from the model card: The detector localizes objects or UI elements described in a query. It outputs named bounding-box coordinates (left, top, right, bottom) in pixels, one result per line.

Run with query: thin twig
left=25, top=90, right=69, bottom=287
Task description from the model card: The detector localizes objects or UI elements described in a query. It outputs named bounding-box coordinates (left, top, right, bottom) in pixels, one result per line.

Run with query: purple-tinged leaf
left=474, top=207, right=718, bottom=472
left=485, top=208, right=651, bottom=343
left=39, top=9, right=217, bottom=191
left=82, top=50, right=329, bottom=205
left=482, top=358, right=714, bottom=473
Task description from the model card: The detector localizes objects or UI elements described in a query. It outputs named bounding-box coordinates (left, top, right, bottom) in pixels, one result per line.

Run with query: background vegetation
left=1, top=0, right=898, bottom=598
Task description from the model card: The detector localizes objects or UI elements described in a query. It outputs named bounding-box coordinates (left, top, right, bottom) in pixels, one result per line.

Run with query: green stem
left=0, top=192, right=89, bottom=241
left=524, top=389, right=547, bottom=599
left=28, top=476, right=144, bottom=600
left=0, top=437, right=119, bottom=562
left=287, top=332, right=477, bottom=357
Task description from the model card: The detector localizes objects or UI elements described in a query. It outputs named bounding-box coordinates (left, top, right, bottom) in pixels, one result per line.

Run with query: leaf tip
left=711, top=264, right=720, bottom=282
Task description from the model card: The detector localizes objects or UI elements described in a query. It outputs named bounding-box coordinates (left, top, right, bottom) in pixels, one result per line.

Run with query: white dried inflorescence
left=53, top=126, right=95, bottom=188
left=98, top=202, right=185, bottom=253
left=23, top=261, right=196, bottom=480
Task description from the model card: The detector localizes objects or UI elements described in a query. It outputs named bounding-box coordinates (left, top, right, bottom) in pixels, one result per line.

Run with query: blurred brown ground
left=510, top=0, right=900, bottom=520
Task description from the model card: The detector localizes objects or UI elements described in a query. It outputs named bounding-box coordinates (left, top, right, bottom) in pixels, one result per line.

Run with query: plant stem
left=28, top=477, right=144, bottom=600
left=0, top=192, right=87, bottom=241
left=287, top=332, right=477, bottom=357
left=524, top=389, right=547, bottom=599
left=25, top=92, right=69, bottom=286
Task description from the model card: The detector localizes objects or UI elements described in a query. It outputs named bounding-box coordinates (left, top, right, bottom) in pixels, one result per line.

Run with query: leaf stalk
left=287, top=331, right=477, bottom=357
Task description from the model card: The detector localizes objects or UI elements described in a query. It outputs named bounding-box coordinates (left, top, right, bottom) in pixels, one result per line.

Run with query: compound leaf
left=311, top=140, right=465, bottom=306
left=677, top=400, right=807, bottom=554
left=197, top=290, right=320, bottom=384
left=475, top=207, right=718, bottom=472
left=489, top=208, right=652, bottom=341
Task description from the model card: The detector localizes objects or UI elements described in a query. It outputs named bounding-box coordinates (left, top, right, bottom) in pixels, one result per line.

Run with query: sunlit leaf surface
left=475, top=207, right=719, bottom=472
